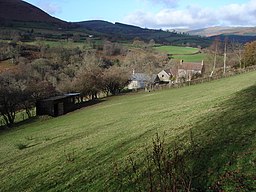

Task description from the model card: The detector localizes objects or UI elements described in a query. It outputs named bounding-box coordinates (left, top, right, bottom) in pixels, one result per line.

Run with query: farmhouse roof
left=163, top=69, right=172, bottom=75
left=179, top=61, right=204, bottom=71
left=131, top=73, right=157, bottom=83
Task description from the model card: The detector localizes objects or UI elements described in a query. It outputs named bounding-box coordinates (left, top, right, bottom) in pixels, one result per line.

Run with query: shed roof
left=41, top=93, right=80, bottom=102
left=64, top=93, right=80, bottom=97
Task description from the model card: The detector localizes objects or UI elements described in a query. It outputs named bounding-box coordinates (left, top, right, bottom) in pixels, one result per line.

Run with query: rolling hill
left=187, top=26, right=256, bottom=37
left=0, top=71, right=255, bottom=191
left=187, top=26, right=256, bottom=43
left=77, top=20, right=211, bottom=46
left=0, top=0, right=211, bottom=47
left=1, top=1, right=255, bottom=46
left=0, top=0, right=71, bottom=28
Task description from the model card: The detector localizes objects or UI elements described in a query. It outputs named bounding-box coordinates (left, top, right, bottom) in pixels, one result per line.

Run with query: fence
left=153, top=65, right=256, bottom=91
left=1, top=66, right=255, bottom=127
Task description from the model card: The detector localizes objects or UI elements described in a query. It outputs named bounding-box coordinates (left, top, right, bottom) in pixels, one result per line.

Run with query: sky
left=23, top=0, right=256, bottom=29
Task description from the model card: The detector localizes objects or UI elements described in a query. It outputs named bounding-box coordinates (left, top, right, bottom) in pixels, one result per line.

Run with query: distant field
left=0, top=71, right=255, bottom=191
left=155, top=45, right=199, bottom=55
left=172, top=53, right=207, bottom=62
left=155, top=45, right=206, bottom=62
left=27, top=40, right=90, bottom=49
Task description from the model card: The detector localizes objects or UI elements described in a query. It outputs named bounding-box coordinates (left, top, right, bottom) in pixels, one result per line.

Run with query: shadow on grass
left=185, top=85, right=256, bottom=191
left=0, top=116, right=40, bottom=133
left=0, top=99, right=105, bottom=133
left=106, top=85, right=256, bottom=191
left=74, top=98, right=105, bottom=110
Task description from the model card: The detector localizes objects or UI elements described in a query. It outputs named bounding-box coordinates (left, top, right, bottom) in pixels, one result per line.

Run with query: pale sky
left=23, top=0, right=256, bottom=29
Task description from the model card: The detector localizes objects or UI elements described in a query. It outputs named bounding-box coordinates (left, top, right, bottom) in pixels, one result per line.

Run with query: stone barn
left=36, top=93, right=81, bottom=117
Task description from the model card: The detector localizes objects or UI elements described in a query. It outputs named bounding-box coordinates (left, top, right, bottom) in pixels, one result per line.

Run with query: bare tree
left=230, top=41, right=244, bottom=69
left=103, top=66, right=129, bottom=95
left=0, top=72, right=24, bottom=126
left=223, top=38, right=228, bottom=74
left=73, top=53, right=104, bottom=100
left=74, top=66, right=104, bottom=100
left=209, top=37, right=221, bottom=77
left=242, top=41, right=256, bottom=67
left=148, top=39, right=156, bottom=47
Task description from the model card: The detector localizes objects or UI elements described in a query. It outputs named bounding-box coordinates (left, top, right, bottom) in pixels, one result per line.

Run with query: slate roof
left=131, top=73, right=157, bottom=83
left=163, top=69, right=172, bottom=75
left=179, top=62, right=203, bottom=71
left=41, top=93, right=80, bottom=102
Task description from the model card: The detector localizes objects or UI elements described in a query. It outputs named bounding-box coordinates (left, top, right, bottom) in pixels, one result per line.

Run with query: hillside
left=187, top=26, right=256, bottom=37
left=0, top=71, right=255, bottom=191
left=0, top=0, right=71, bottom=28
left=155, top=45, right=205, bottom=62
left=209, top=34, right=256, bottom=44
left=186, top=26, right=256, bottom=43
left=0, top=0, right=211, bottom=46
left=77, top=20, right=211, bottom=47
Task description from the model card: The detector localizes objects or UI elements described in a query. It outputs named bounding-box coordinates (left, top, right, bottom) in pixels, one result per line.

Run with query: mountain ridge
left=0, top=0, right=70, bottom=28
left=0, top=0, right=255, bottom=45
left=185, top=26, right=256, bottom=37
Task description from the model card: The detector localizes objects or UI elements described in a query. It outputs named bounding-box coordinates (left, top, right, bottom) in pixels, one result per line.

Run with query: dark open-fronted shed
left=36, top=93, right=81, bottom=117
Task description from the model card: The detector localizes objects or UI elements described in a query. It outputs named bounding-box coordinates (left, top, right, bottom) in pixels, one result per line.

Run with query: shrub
left=16, top=143, right=28, bottom=150
left=110, top=133, right=194, bottom=192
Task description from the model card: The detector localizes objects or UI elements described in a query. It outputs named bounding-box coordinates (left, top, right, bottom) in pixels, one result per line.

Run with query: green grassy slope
left=155, top=45, right=199, bottom=55
left=155, top=45, right=206, bottom=62
left=0, top=71, right=255, bottom=191
left=170, top=53, right=206, bottom=62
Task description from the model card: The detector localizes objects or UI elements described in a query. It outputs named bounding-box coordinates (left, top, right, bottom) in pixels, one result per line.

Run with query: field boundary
left=154, top=65, right=256, bottom=90
left=1, top=65, right=255, bottom=128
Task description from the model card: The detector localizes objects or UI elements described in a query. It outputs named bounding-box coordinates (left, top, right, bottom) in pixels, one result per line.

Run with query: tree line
left=205, top=38, right=256, bottom=76
left=0, top=39, right=168, bottom=127
left=1, top=38, right=256, bottom=127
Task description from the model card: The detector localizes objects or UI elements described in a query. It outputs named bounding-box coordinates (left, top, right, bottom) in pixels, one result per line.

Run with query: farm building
left=157, top=69, right=173, bottom=83
left=128, top=70, right=158, bottom=90
left=36, top=93, right=81, bottom=117
left=157, top=60, right=204, bottom=84
left=177, top=60, right=205, bottom=81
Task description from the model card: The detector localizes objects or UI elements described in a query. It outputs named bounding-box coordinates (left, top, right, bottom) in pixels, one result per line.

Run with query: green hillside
left=0, top=71, right=256, bottom=191
left=155, top=45, right=199, bottom=55
left=77, top=20, right=211, bottom=47
left=155, top=45, right=206, bottom=62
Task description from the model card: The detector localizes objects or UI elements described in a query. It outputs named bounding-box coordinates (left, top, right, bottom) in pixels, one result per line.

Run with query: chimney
left=201, top=60, right=204, bottom=65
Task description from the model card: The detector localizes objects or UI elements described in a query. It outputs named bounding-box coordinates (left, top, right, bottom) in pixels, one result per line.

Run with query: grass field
left=0, top=71, right=255, bottom=191
left=155, top=45, right=206, bottom=62
left=155, top=45, right=199, bottom=55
